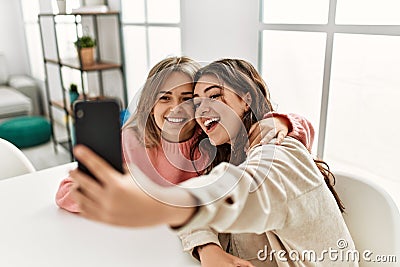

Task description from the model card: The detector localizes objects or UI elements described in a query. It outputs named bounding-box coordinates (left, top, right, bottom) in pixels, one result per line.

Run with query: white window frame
left=120, top=0, right=181, bottom=70
left=258, top=0, right=400, bottom=158
left=20, top=0, right=44, bottom=80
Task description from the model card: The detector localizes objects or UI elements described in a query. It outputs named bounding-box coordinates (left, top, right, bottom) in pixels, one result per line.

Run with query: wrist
left=168, top=205, right=198, bottom=228
left=197, top=243, right=220, bottom=258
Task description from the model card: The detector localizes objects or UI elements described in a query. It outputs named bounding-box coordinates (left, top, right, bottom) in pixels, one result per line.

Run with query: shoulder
left=246, top=137, right=323, bottom=193
left=122, top=126, right=143, bottom=148
left=248, top=137, right=311, bottom=163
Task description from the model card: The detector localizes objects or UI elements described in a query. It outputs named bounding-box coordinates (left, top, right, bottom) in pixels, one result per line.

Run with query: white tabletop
left=0, top=163, right=199, bottom=267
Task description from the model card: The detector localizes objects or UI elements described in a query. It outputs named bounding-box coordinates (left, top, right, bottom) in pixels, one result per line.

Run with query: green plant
left=74, top=36, right=96, bottom=48
left=69, top=83, right=78, bottom=93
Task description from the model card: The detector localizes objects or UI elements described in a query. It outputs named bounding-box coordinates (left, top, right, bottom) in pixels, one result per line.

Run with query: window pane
left=25, top=24, right=44, bottom=80
left=262, top=0, right=329, bottom=24
left=148, top=27, right=181, bottom=67
left=21, top=0, right=40, bottom=23
left=121, top=0, right=145, bottom=23
left=56, top=24, right=79, bottom=60
left=261, top=30, right=327, bottom=153
left=67, top=0, right=81, bottom=12
left=336, top=0, right=400, bottom=25
left=147, top=0, right=180, bottom=23
left=325, top=34, right=400, bottom=184
left=123, top=26, right=148, bottom=102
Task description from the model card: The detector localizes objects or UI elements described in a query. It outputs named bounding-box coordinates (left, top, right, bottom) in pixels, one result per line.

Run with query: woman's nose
left=196, top=99, right=210, bottom=116
left=169, top=100, right=182, bottom=112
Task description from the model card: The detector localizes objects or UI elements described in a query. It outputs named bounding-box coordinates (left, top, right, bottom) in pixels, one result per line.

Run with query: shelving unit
left=38, top=11, right=127, bottom=160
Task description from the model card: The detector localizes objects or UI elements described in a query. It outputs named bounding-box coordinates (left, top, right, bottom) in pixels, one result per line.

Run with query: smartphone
left=73, top=99, right=123, bottom=178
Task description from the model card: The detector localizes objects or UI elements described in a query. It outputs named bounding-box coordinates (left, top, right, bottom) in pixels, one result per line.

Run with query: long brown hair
left=123, top=56, right=200, bottom=147
left=191, top=59, right=271, bottom=170
left=315, top=159, right=345, bottom=212
left=191, top=58, right=345, bottom=213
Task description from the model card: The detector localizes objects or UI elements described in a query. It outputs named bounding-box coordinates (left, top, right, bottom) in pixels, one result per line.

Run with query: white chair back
left=335, top=172, right=400, bottom=266
left=0, top=138, right=35, bottom=180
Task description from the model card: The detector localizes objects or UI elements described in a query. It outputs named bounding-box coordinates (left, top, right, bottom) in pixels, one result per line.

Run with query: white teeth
left=166, top=117, right=185, bottom=123
left=204, top=118, right=219, bottom=127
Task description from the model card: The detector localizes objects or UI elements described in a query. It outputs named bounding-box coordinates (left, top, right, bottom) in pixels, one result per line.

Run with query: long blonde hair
left=123, top=56, right=201, bottom=147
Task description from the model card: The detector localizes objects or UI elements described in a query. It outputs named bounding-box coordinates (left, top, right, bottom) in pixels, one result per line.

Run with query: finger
left=122, top=163, right=129, bottom=173
left=79, top=201, right=103, bottom=223
left=234, top=259, right=255, bottom=267
left=260, top=130, right=276, bottom=145
left=248, top=133, right=261, bottom=149
left=248, top=122, right=260, bottom=137
left=69, top=169, right=103, bottom=201
left=248, top=125, right=261, bottom=143
left=249, top=123, right=264, bottom=149
left=70, top=184, right=100, bottom=214
left=74, top=145, right=120, bottom=185
left=275, top=130, right=288, bottom=145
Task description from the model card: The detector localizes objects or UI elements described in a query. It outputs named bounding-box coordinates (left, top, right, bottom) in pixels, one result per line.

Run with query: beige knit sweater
left=177, top=137, right=358, bottom=266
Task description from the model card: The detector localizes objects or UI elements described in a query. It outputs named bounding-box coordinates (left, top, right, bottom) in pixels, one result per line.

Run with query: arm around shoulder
left=264, top=112, right=315, bottom=151
left=177, top=144, right=290, bottom=234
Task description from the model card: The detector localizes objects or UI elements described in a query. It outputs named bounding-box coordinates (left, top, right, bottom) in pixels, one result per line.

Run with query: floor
left=0, top=116, right=72, bottom=171
left=21, top=141, right=72, bottom=171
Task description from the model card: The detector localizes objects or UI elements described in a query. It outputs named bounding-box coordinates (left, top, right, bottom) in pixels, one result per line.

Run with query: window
left=260, top=0, right=400, bottom=185
left=262, top=0, right=329, bottom=24
left=261, top=30, right=326, bottom=151
left=20, top=0, right=43, bottom=80
left=121, top=0, right=182, bottom=101
left=20, top=0, right=81, bottom=81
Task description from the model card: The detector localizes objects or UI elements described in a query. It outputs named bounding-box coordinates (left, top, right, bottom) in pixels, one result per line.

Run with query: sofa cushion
left=0, top=55, right=8, bottom=85
left=8, top=75, right=42, bottom=115
left=0, top=88, right=32, bottom=118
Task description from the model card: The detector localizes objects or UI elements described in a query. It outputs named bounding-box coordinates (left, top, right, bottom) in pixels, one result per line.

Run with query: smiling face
left=193, top=74, right=249, bottom=146
left=152, top=71, right=196, bottom=142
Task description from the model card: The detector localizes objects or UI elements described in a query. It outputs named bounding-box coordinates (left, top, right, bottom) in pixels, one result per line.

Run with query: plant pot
left=78, top=47, right=95, bottom=66
left=69, top=91, right=79, bottom=104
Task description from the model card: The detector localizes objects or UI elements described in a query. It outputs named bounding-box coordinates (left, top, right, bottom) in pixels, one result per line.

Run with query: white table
left=0, top=163, right=200, bottom=267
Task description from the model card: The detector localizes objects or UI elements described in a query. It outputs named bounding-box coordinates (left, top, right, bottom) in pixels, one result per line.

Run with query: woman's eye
left=193, top=101, right=201, bottom=110
left=159, top=96, right=170, bottom=101
left=210, top=93, right=221, bottom=100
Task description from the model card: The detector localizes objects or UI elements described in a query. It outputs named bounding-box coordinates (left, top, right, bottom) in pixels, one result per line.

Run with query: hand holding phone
left=74, top=99, right=123, bottom=179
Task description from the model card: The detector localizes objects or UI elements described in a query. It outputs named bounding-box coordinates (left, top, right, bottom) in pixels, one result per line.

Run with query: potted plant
left=69, top=83, right=79, bottom=104
left=74, top=35, right=96, bottom=66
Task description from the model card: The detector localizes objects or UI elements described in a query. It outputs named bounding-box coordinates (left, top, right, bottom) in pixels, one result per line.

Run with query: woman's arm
left=197, top=243, right=255, bottom=267
left=70, top=145, right=197, bottom=227
left=262, top=112, right=315, bottom=151
left=178, top=227, right=221, bottom=259
left=69, top=143, right=285, bottom=230
left=70, top=138, right=316, bottom=232
left=55, top=177, right=80, bottom=213
left=248, top=112, right=314, bottom=151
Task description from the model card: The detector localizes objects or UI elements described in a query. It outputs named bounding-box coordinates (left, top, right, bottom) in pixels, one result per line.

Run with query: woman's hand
left=248, top=116, right=290, bottom=149
left=70, top=145, right=196, bottom=228
left=198, top=244, right=255, bottom=267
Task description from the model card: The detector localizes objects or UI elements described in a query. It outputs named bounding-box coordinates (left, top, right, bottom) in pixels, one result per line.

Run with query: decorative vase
left=78, top=47, right=95, bottom=66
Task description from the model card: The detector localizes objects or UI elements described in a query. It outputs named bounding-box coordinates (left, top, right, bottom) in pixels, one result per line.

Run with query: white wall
left=0, top=0, right=30, bottom=75
left=181, top=0, right=259, bottom=66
